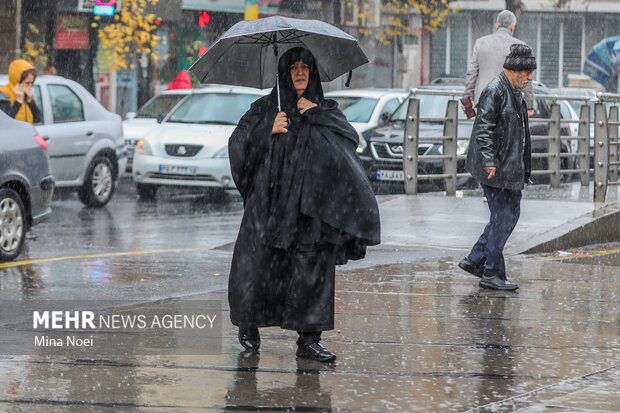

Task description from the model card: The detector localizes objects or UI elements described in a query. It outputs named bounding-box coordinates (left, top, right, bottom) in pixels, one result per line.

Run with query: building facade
left=431, top=0, right=620, bottom=90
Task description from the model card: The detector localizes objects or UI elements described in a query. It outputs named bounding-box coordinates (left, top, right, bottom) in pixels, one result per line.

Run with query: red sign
left=56, top=15, right=89, bottom=50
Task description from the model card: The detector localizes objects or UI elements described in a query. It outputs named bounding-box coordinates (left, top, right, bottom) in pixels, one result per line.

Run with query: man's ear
left=509, top=24, right=516, bottom=34
left=495, top=24, right=499, bottom=31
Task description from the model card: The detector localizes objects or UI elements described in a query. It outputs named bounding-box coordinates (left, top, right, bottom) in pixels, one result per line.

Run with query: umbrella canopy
left=188, top=16, right=369, bottom=89
left=583, top=36, right=620, bottom=89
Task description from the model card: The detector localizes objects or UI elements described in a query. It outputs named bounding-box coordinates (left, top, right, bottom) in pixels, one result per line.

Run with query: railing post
left=403, top=98, right=420, bottom=195
left=548, top=103, right=562, bottom=188
left=593, top=102, right=609, bottom=203
left=443, top=100, right=458, bottom=195
left=577, top=103, right=590, bottom=186
left=608, top=105, right=619, bottom=183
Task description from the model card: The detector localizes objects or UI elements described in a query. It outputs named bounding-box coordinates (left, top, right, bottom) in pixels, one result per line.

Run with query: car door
left=36, top=83, right=92, bottom=182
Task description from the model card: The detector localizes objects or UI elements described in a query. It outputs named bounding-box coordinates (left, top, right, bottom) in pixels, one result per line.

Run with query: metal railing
left=401, top=89, right=620, bottom=202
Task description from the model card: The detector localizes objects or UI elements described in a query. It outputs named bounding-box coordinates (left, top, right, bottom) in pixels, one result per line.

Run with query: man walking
left=463, top=10, right=534, bottom=117
left=458, top=44, right=536, bottom=291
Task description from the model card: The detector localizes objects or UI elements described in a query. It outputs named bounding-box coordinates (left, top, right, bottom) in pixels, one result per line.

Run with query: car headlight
left=438, top=140, right=469, bottom=155
left=212, top=146, right=229, bottom=158
left=457, top=140, right=469, bottom=155
left=357, top=131, right=371, bottom=154
left=136, top=139, right=153, bottom=156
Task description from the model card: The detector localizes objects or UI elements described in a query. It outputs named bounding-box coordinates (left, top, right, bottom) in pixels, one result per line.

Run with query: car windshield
left=329, top=96, right=378, bottom=122
left=391, top=93, right=467, bottom=122
left=167, top=93, right=260, bottom=124
left=135, top=94, right=185, bottom=119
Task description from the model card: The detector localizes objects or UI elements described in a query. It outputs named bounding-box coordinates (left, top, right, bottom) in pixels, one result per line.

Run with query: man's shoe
left=458, top=257, right=484, bottom=278
left=296, top=342, right=336, bottom=362
left=479, top=275, right=519, bottom=291
left=238, top=327, right=260, bottom=351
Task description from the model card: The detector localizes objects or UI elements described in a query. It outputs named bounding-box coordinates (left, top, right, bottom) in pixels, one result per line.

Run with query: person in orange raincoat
left=0, top=59, right=42, bottom=124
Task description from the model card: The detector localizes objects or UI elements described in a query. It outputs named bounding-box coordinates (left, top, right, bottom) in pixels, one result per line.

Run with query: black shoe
left=238, top=327, right=260, bottom=351
left=479, top=275, right=518, bottom=291
left=458, top=257, right=484, bottom=278
left=296, top=342, right=336, bottom=362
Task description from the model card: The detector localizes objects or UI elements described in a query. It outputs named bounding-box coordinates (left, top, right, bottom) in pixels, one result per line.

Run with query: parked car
left=0, top=74, right=127, bottom=207
left=131, top=85, right=267, bottom=200
left=123, top=89, right=192, bottom=172
left=361, top=84, right=575, bottom=193
left=0, top=110, right=54, bottom=261
left=324, top=88, right=408, bottom=153
left=550, top=87, right=598, bottom=114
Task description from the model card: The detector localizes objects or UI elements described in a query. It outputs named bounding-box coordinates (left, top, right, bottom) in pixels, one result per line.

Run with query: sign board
left=78, top=0, right=123, bottom=12
left=182, top=0, right=279, bottom=14
left=56, top=15, right=90, bottom=50
left=94, top=5, right=115, bottom=15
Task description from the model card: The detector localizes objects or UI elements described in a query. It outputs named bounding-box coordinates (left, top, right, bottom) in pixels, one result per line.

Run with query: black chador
left=227, top=48, right=380, bottom=350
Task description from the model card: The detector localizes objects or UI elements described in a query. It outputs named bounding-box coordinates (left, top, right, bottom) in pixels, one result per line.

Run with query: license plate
left=376, top=170, right=404, bottom=181
left=158, top=164, right=198, bottom=175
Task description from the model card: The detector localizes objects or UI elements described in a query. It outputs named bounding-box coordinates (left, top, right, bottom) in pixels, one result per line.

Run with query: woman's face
left=21, top=73, right=35, bottom=93
left=290, top=60, right=310, bottom=97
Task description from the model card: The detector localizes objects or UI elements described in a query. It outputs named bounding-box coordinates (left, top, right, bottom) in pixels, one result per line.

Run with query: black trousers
left=468, top=184, right=522, bottom=279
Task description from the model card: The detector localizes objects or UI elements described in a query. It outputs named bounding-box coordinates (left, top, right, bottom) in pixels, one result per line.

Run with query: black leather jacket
left=465, top=72, right=531, bottom=190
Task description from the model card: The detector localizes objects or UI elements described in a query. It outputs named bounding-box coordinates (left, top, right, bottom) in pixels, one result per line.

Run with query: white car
left=131, top=86, right=267, bottom=200
left=325, top=88, right=408, bottom=153
left=0, top=74, right=126, bottom=207
left=123, top=89, right=192, bottom=172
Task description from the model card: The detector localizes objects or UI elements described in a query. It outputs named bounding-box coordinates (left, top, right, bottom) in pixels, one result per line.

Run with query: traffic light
left=199, top=12, right=210, bottom=27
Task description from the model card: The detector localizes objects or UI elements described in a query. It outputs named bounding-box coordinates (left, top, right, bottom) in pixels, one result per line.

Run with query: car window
left=381, top=98, right=400, bottom=117
left=532, top=99, right=547, bottom=118
left=32, top=85, right=43, bottom=125
left=48, top=84, right=84, bottom=123
left=391, top=94, right=467, bottom=122
left=166, top=93, right=260, bottom=125
left=329, top=96, right=378, bottom=122
left=559, top=101, right=572, bottom=120
left=136, top=94, right=185, bottom=119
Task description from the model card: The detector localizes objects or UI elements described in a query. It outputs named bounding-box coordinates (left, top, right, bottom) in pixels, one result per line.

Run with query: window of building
left=431, top=14, right=470, bottom=79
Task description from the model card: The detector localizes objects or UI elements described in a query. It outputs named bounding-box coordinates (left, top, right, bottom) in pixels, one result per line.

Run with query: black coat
left=465, top=72, right=532, bottom=190
left=227, top=91, right=381, bottom=330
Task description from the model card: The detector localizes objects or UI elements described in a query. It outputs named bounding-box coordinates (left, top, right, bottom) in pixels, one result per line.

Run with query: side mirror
left=379, top=112, right=391, bottom=125
left=156, top=113, right=166, bottom=123
left=125, top=112, right=136, bottom=119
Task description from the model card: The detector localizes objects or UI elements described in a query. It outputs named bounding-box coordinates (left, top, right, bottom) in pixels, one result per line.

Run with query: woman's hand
left=23, top=83, right=33, bottom=102
left=14, top=83, right=25, bottom=104
left=298, top=97, right=317, bottom=114
left=272, top=111, right=288, bottom=134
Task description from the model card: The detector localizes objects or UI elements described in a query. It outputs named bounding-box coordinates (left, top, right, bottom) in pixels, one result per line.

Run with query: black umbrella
left=188, top=16, right=369, bottom=110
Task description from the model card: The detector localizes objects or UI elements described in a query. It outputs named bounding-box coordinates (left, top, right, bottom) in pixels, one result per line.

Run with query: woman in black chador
left=228, top=47, right=380, bottom=362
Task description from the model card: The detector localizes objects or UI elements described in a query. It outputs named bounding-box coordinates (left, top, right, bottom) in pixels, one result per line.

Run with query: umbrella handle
left=273, top=37, right=281, bottom=112
left=277, top=74, right=281, bottom=112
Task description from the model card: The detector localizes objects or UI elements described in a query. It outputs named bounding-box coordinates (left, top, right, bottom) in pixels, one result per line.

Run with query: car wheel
left=137, top=183, right=158, bottom=200
left=0, top=188, right=26, bottom=262
left=78, top=156, right=116, bottom=208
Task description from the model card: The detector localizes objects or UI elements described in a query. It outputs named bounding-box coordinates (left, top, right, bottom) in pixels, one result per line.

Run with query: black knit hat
left=503, top=44, right=537, bottom=71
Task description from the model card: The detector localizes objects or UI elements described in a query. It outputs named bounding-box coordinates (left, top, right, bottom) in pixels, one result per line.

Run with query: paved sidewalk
left=0, top=183, right=618, bottom=412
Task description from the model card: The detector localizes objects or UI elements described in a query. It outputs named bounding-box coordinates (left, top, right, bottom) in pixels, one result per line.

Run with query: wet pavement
left=0, top=180, right=618, bottom=411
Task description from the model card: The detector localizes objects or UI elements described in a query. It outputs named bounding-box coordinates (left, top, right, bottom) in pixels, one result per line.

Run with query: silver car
left=0, top=110, right=54, bottom=261
left=0, top=75, right=127, bottom=207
